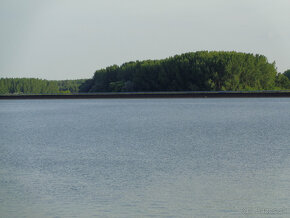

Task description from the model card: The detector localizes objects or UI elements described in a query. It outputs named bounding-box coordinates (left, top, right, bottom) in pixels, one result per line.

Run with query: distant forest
left=1, top=51, right=290, bottom=94
left=0, top=78, right=87, bottom=94
left=86, top=51, right=290, bottom=92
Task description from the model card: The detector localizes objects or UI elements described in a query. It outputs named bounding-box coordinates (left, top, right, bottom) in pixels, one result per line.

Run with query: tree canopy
left=284, top=69, right=290, bottom=80
left=1, top=51, right=289, bottom=94
left=0, top=78, right=87, bottom=94
left=84, top=51, right=287, bottom=92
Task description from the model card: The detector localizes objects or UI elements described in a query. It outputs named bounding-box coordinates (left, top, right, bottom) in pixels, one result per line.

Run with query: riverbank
left=1, top=91, right=290, bottom=99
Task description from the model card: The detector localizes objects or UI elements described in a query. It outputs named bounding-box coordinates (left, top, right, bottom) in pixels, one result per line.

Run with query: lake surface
left=0, top=98, right=289, bottom=218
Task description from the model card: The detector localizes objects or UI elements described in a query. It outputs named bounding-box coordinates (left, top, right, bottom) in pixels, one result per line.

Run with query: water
left=0, top=98, right=289, bottom=218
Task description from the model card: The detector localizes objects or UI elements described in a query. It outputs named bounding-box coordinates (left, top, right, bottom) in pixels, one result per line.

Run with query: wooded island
left=1, top=51, right=290, bottom=94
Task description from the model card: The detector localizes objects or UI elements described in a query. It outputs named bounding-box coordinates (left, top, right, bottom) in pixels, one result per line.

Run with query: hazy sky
left=0, top=0, right=289, bottom=80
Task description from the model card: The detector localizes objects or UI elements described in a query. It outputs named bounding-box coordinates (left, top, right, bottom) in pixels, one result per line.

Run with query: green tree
left=276, top=73, right=290, bottom=90
left=284, top=69, right=290, bottom=80
left=87, top=51, right=279, bottom=92
left=0, top=78, right=90, bottom=94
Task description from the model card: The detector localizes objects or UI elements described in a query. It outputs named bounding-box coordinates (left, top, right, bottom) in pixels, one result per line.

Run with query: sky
left=0, top=0, right=289, bottom=80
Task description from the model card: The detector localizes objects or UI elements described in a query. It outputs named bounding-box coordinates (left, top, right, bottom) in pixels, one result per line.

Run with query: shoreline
left=1, top=91, right=290, bottom=99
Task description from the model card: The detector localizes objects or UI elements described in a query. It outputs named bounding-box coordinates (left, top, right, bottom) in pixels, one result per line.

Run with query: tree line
left=0, top=78, right=87, bottom=94
left=1, top=51, right=289, bottom=94
left=85, top=51, right=290, bottom=92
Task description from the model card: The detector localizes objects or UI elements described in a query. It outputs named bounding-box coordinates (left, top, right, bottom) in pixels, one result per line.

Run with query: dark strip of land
left=1, top=91, right=290, bottom=99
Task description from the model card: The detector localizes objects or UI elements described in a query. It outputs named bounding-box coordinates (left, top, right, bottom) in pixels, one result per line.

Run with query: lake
left=0, top=98, right=289, bottom=217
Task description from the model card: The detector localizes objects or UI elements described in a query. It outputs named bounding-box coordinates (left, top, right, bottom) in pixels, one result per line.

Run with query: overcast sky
left=0, top=0, right=289, bottom=80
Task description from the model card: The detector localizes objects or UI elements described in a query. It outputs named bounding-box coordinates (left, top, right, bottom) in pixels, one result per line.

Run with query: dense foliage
left=1, top=52, right=289, bottom=94
left=85, top=51, right=289, bottom=92
left=284, top=69, right=290, bottom=80
left=275, top=73, right=290, bottom=90
left=56, top=79, right=87, bottom=93
left=0, top=78, right=87, bottom=94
